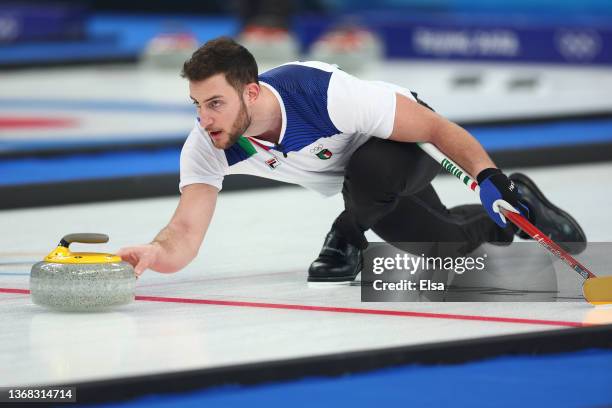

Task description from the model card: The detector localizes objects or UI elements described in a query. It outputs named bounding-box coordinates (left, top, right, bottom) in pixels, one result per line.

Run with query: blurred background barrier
left=2, top=1, right=612, bottom=67
left=2, top=0, right=612, bottom=208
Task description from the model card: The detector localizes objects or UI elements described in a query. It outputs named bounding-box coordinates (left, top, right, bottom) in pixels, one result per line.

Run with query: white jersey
left=179, top=61, right=416, bottom=196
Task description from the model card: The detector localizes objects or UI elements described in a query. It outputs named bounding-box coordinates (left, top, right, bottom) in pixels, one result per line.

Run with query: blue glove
left=477, top=168, right=529, bottom=228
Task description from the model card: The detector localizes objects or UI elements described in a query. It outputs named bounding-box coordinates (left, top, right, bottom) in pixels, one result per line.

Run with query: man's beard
left=214, top=99, right=251, bottom=149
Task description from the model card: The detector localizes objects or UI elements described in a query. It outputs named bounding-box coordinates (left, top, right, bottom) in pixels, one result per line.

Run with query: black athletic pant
left=333, top=137, right=513, bottom=257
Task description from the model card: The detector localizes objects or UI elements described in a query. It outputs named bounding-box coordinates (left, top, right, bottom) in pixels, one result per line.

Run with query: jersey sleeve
left=179, top=123, right=228, bottom=192
left=327, top=69, right=415, bottom=139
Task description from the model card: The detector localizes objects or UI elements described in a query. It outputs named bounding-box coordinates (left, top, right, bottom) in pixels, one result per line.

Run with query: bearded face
left=214, top=97, right=251, bottom=149
left=189, top=74, right=253, bottom=149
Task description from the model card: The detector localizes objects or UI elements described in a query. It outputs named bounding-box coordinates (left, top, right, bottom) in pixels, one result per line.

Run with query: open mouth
left=208, top=130, right=223, bottom=139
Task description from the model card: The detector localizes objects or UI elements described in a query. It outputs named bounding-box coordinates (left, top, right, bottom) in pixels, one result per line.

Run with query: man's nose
left=199, top=114, right=213, bottom=127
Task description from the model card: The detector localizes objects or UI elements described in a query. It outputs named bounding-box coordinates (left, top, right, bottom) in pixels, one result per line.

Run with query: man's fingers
left=117, top=245, right=157, bottom=276
left=496, top=200, right=520, bottom=214
left=121, top=253, right=138, bottom=267
left=492, top=199, right=520, bottom=225
left=117, top=247, right=134, bottom=261
left=134, top=254, right=151, bottom=276
left=117, top=247, right=143, bottom=267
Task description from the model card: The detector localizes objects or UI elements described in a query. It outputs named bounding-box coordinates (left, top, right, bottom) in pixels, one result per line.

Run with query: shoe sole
left=510, top=173, right=587, bottom=253
left=307, top=279, right=359, bottom=288
left=307, top=260, right=362, bottom=284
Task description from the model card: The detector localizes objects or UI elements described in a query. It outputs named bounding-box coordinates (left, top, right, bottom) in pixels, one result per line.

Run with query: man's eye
left=209, top=100, right=222, bottom=109
left=192, top=100, right=199, bottom=106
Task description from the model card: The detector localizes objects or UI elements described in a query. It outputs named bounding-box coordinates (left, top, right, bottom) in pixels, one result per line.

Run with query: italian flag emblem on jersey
left=316, top=149, right=333, bottom=160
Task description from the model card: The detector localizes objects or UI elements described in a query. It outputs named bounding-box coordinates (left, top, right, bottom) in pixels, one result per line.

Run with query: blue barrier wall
left=318, top=0, right=612, bottom=16
left=294, top=12, right=612, bottom=64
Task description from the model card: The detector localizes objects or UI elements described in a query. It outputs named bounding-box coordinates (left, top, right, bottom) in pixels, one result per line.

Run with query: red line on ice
left=0, top=287, right=588, bottom=327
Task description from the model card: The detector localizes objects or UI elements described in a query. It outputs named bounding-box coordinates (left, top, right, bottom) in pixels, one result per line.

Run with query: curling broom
left=417, top=142, right=612, bottom=305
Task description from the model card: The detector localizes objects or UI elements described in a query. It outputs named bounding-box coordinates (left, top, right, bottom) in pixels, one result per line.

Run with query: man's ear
left=244, top=82, right=260, bottom=104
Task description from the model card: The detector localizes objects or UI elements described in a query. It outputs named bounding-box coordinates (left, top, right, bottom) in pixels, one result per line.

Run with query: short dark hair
left=181, top=36, right=258, bottom=91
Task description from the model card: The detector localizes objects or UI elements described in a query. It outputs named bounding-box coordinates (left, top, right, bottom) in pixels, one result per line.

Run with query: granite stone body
left=30, top=261, right=135, bottom=311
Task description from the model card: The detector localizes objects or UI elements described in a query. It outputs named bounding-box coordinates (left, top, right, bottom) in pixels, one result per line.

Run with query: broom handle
left=417, top=142, right=596, bottom=280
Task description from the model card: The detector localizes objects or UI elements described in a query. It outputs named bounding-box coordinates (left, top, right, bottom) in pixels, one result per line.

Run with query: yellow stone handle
left=45, top=233, right=121, bottom=264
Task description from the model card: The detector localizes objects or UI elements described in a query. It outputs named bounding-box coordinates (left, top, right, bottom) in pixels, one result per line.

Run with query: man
left=118, top=37, right=586, bottom=282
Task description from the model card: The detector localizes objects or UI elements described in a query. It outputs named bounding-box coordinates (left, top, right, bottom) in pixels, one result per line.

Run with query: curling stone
left=30, top=233, right=136, bottom=311
left=237, top=26, right=300, bottom=68
left=140, top=31, right=198, bottom=70
left=308, top=26, right=384, bottom=75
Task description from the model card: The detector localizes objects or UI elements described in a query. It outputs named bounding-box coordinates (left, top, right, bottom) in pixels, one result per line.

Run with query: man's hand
left=117, top=243, right=162, bottom=276
left=117, top=183, right=219, bottom=276
left=477, top=168, right=530, bottom=228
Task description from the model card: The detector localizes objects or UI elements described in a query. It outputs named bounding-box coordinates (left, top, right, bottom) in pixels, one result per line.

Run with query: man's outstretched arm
left=388, top=93, right=528, bottom=228
left=118, top=183, right=218, bottom=275
left=388, top=93, right=496, bottom=178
